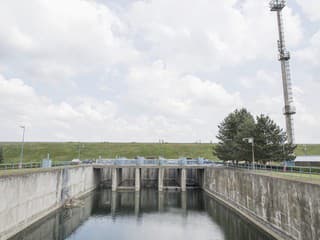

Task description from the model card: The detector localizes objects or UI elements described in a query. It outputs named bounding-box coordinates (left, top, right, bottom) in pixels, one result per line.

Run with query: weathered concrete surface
left=135, top=168, right=141, bottom=192
left=111, top=168, right=118, bottom=191
left=0, top=166, right=100, bottom=240
left=9, top=191, right=95, bottom=240
left=103, top=167, right=202, bottom=190
left=158, top=168, right=164, bottom=191
left=203, top=167, right=320, bottom=240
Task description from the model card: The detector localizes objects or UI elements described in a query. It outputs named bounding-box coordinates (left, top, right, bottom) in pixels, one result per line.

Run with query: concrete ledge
left=0, top=165, right=92, bottom=178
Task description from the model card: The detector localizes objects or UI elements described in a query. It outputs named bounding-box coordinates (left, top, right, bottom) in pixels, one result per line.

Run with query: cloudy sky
left=0, top=0, right=319, bottom=143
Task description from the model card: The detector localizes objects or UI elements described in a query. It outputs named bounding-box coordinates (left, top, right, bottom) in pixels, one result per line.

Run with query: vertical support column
left=198, top=169, right=204, bottom=189
left=111, top=191, right=118, bottom=218
left=112, top=168, right=118, bottom=192
left=135, top=168, right=141, bottom=192
left=158, top=168, right=164, bottom=191
left=158, top=191, right=164, bottom=212
left=181, top=168, right=186, bottom=192
left=181, top=191, right=187, bottom=210
left=134, top=191, right=140, bottom=216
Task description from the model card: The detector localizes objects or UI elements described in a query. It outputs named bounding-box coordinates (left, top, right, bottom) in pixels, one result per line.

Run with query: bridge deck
left=93, top=158, right=214, bottom=169
left=93, top=164, right=210, bottom=169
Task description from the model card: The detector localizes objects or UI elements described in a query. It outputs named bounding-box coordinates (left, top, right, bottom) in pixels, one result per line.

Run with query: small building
left=294, top=156, right=320, bottom=167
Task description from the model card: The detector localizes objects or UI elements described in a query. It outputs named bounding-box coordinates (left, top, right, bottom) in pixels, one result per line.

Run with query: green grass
left=0, top=142, right=217, bottom=163
left=295, top=144, right=320, bottom=156
left=1, top=142, right=319, bottom=164
left=254, top=170, right=320, bottom=185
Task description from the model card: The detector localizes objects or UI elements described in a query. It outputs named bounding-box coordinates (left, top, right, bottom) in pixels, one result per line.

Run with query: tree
left=0, top=145, right=3, bottom=164
left=214, top=110, right=296, bottom=164
left=253, top=114, right=296, bottom=164
left=215, top=108, right=255, bottom=163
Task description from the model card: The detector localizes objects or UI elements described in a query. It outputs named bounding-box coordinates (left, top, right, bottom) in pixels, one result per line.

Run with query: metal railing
left=0, top=161, right=74, bottom=171
left=95, top=157, right=213, bottom=166
left=0, top=157, right=214, bottom=171
left=223, top=162, right=320, bottom=175
left=2, top=159, right=317, bottom=176
left=0, top=162, right=41, bottom=170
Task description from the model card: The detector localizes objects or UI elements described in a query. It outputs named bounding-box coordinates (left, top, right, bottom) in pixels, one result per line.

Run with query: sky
left=0, top=0, right=319, bottom=143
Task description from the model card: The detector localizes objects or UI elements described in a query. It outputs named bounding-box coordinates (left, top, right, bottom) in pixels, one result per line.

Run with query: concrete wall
left=0, top=166, right=100, bottom=240
left=203, top=167, right=320, bottom=240
left=5, top=165, right=315, bottom=240
left=9, top=190, right=95, bottom=240
left=100, top=167, right=203, bottom=188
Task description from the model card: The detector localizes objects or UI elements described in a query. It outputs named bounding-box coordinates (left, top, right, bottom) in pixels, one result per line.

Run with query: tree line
left=214, top=108, right=296, bottom=164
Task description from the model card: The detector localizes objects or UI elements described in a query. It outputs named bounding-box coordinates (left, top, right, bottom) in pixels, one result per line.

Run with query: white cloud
left=295, top=0, right=320, bottom=21
left=125, top=0, right=302, bottom=72
left=0, top=0, right=140, bottom=84
left=240, top=70, right=278, bottom=89
left=0, top=0, right=318, bottom=143
left=296, top=30, right=320, bottom=66
left=123, top=61, right=242, bottom=121
left=0, top=73, right=240, bottom=142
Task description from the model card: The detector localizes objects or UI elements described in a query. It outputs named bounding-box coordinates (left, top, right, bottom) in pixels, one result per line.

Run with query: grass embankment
left=0, top=142, right=217, bottom=163
left=295, top=144, right=320, bottom=156
left=254, top=171, right=320, bottom=185
left=1, top=142, right=319, bottom=164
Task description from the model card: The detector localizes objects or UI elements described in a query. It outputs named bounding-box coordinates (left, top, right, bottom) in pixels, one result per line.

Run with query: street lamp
left=78, top=143, right=85, bottom=160
left=19, top=126, right=26, bottom=169
left=243, top=137, right=255, bottom=169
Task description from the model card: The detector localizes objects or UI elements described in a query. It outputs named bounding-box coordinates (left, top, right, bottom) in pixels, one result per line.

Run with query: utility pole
left=19, top=126, right=26, bottom=169
left=270, top=0, right=296, bottom=144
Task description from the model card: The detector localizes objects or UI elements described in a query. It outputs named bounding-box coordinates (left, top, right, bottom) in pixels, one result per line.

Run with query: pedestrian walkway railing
left=0, top=162, right=41, bottom=170
left=95, top=157, right=213, bottom=166
left=1, top=159, right=319, bottom=176
left=0, top=158, right=213, bottom=171
left=224, top=162, right=320, bottom=175
left=0, top=161, right=73, bottom=171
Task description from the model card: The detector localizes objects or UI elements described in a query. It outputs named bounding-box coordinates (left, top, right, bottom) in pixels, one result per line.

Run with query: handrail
left=223, top=162, right=320, bottom=175
left=95, top=158, right=213, bottom=166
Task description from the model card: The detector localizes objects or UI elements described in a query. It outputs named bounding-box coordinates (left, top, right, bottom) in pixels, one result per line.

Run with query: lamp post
left=243, top=137, right=255, bottom=169
left=19, top=126, right=26, bottom=169
left=78, top=143, right=84, bottom=160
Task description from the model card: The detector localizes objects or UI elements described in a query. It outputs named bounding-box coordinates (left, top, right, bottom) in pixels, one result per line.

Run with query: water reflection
left=10, top=189, right=274, bottom=240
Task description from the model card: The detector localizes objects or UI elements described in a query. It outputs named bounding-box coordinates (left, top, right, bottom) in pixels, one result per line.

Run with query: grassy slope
left=294, top=144, right=320, bottom=156
left=1, top=142, right=319, bottom=163
left=1, top=142, right=217, bottom=163
left=254, top=171, right=320, bottom=185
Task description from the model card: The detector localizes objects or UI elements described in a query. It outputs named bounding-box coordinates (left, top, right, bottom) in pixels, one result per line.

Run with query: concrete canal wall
left=0, top=166, right=100, bottom=240
left=9, top=190, right=95, bottom=240
left=203, top=167, right=320, bottom=240
left=2, top=165, right=320, bottom=240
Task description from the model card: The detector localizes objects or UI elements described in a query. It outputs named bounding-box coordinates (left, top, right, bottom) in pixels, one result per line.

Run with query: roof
left=294, top=156, right=320, bottom=162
